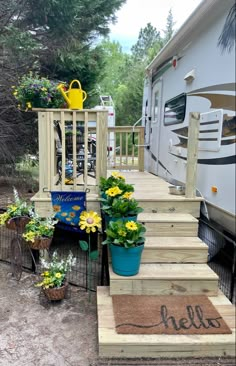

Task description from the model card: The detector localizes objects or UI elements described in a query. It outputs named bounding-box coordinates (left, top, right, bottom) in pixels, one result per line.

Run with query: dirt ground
left=0, top=263, right=235, bottom=366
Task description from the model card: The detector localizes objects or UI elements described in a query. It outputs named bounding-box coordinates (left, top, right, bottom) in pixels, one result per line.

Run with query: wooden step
left=109, top=263, right=219, bottom=296
left=138, top=213, right=199, bottom=237
left=142, top=237, right=208, bottom=263
left=97, top=287, right=236, bottom=359
left=136, top=199, right=201, bottom=217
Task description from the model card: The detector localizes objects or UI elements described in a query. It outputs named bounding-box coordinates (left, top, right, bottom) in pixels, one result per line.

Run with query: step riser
left=99, top=344, right=236, bottom=359
left=141, top=222, right=198, bottom=236
left=137, top=201, right=200, bottom=218
left=109, top=279, right=219, bottom=296
left=141, top=249, right=208, bottom=263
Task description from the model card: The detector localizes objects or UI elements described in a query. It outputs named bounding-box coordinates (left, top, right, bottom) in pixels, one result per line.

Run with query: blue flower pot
left=110, top=243, right=144, bottom=276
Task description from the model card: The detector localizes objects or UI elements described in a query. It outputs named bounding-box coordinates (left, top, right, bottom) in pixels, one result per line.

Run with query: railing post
left=138, top=127, right=145, bottom=171
left=96, top=111, right=108, bottom=185
left=185, top=112, right=200, bottom=198
left=38, top=111, right=50, bottom=194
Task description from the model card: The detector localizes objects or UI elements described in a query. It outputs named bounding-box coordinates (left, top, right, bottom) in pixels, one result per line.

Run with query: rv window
left=164, top=93, right=186, bottom=125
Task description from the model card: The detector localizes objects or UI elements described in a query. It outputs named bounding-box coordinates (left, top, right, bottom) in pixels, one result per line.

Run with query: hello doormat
left=112, top=295, right=232, bottom=335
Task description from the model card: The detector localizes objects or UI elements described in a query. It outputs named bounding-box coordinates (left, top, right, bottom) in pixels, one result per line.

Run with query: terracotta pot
left=6, top=216, right=30, bottom=231
left=28, top=237, right=52, bottom=250
left=43, top=282, right=68, bottom=301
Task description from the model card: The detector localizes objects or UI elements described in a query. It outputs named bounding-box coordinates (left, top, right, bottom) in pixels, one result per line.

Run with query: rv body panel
left=143, top=0, right=236, bottom=235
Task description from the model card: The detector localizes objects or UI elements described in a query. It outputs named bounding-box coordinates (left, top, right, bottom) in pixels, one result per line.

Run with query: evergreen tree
left=0, top=0, right=126, bottom=164
left=163, top=9, right=175, bottom=44
left=131, top=23, right=161, bottom=62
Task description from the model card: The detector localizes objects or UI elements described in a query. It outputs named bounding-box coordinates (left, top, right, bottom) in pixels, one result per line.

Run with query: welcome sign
left=51, top=191, right=86, bottom=227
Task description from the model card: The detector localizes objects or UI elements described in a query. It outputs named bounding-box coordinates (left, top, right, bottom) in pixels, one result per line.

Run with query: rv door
left=149, top=80, right=162, bottom=175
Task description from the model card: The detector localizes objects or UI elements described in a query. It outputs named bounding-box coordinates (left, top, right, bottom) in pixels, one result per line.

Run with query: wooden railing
left=35, top=109, right=107, bottom=194
left=34, top=109, right=145, bottom=197
left=107, top=126, right=144, bottom=172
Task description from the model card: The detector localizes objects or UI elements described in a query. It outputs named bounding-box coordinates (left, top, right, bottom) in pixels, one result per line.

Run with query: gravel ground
left=0, top=262, right=235, bottom=366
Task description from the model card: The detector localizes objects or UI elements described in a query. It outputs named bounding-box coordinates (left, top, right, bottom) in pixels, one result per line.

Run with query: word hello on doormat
left=112, top=295, right=232, bottom=335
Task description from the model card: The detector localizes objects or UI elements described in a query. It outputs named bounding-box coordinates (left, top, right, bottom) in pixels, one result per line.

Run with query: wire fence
left=1, top=214, right=235, bottom=303
left=198, top=218, right=235, bottom=304
left=0, top=224, right=109, bottom=291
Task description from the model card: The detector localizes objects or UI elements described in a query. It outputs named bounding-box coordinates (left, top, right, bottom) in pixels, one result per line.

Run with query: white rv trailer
left=142, top=0, right=236, bottom=237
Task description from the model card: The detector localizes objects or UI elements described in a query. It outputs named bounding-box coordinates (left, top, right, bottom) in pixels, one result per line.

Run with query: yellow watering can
left=57, top=80, right=87, bottom=109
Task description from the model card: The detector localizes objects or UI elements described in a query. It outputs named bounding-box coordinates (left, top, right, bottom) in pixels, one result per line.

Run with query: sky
left=109, top=0, right=202, bottom=52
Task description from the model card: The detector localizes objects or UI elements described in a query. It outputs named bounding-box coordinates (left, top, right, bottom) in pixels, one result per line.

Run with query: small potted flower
left=0, top=187, right=33, bottom=231
left=12, top=72, right=65, bottom=110
left=102, top=220, right=146, bottom=276
left=23, top=215, right=58, bottom=250
left=100, top=189, right=143, bottom=226
left=99, top=172, right=134, bottom=198
left=35, top=251, right=76, bottom=301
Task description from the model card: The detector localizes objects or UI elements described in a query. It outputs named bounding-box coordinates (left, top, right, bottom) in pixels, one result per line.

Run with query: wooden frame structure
left=31, top=109, right=145, bottom=216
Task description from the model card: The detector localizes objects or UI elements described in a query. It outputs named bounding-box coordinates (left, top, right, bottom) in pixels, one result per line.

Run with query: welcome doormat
left=112, top=295, right=232, bottom=335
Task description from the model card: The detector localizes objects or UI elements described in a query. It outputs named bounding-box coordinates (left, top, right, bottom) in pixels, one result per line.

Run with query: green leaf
left=89, top=250, right=99, bottom=261
left=79, top=240, right=88, bottom=251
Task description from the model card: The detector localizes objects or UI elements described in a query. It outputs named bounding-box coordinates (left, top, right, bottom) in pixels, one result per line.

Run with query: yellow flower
left=55, top=272, right=62, bottom=278
left=111, top=172, right=125, bottom=180
left=41, top=87, right=47, bottom=92
left=118, top=229, right=126, bottom=237
left=122, top=191, right=132, bottom=199
left=0, top=212, right=10, bottom=225
left=43, top=271, right=49, bottom=277
left=125, top=221, right=138, bottom=231
left=106, top=186, right=122, bottom=197
left=72, top=205, right=80, bottom=211
left=10, top=206, right=18, bottom=212
left=26, top=102, right=32, bottom=109
left=23, top=231, right=36, bottom=242
left=13, top=91, right=18, bottom=96
left=79, top=211, right=101, bottom=234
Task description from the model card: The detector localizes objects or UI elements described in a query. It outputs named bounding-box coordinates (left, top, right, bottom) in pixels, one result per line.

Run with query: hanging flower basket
left=28, top=237, right=52, bottom=250
left=43, top=282, right=68, bottom=301
left=6, top=216, right=31, bottom=231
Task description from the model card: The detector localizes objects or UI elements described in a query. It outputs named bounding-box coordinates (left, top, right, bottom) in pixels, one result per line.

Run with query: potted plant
left=35, top=251, right=76, bottom=301
left=100, top=190, right=143, bottom=225
left=22, top=215, right=58, bottom=250
left=102, top=220, right=146, bottom=276
left=99, top=172, right=134, bottom=197
left=0, top=187, right=33, bottom=231
left=12, top=72, right=65, bottom=110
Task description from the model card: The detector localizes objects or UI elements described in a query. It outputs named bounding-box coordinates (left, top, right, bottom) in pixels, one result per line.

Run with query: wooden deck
left=96, top=171, right=235, bottom=359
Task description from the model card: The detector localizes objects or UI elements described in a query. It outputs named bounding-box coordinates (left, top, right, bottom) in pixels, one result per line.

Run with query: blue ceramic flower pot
left=110, top=243, right=144, bottom=276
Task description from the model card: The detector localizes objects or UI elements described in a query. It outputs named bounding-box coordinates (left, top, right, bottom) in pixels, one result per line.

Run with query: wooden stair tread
left=109, top=263, right=218, bottom=280
left=144, top=237, right=207, bottom=249
left=138, top=213, right=198, bottom=223
left=97, top=287, right=236, bottom=358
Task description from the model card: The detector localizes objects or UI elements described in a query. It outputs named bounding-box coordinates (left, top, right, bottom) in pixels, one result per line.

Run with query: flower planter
left=28, top=237, right=52, bottom=250
left=43, top=282, right=68, bottom=301
left=5, top=216, right=31, bottom=231
left=110, top=243, right=144, bottom=276
left=105, top=215, right=137, bottom=227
